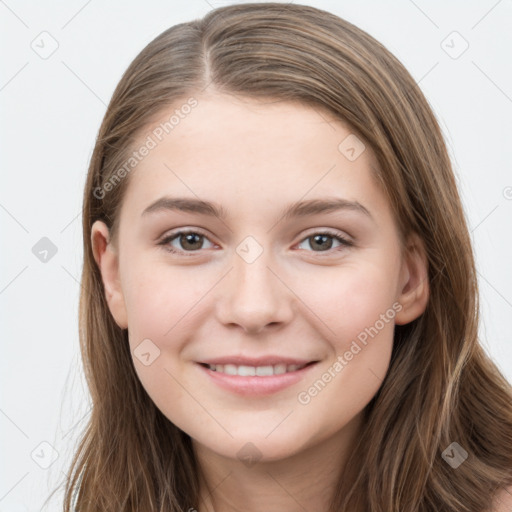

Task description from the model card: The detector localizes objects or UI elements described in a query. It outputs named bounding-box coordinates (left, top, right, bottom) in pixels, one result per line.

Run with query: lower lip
left=197, top=362, right=318, bottom=396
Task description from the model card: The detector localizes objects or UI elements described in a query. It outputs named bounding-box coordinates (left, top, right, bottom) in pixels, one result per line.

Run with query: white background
left=1, top=1, right=511, bottom=510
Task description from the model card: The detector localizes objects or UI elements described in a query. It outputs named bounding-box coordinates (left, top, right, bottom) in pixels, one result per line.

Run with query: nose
left=215, top=249, right=295, bottom=334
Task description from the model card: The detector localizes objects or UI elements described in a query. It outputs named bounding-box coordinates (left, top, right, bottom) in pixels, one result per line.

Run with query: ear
left=91, top=220, right=128, bottom=329
left=394, top=232, right=430, bottom=325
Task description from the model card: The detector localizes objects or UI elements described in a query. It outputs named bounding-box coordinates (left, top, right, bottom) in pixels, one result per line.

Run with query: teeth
left=206, top=363, right=307, bottom=376
left=256, top=366, right=273, bottom=376
left=238, top=365, right=256, bottom=376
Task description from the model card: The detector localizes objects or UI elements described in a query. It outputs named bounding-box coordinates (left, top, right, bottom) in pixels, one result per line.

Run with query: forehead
left=120, top=93, right=387, bottom=223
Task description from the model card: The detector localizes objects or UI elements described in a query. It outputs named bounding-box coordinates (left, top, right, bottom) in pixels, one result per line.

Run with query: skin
left=92, top=93, right=430, bottom=512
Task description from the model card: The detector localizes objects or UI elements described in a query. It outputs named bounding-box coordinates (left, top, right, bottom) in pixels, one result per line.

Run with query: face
left=92, top=93, right=428, bottom=464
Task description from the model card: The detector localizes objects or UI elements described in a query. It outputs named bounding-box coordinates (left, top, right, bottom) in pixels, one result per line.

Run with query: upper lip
left=198, top=356, right=318, bottom=366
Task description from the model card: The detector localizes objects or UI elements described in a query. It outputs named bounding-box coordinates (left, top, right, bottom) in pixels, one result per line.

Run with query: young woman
left=60, top=3, right=512, bottom=511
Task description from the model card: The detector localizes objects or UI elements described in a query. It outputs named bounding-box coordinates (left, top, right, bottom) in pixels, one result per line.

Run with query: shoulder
left=491, top=485, right=512, bottom=512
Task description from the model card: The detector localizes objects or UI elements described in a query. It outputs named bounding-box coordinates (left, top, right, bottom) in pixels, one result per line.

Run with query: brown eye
left=309, top=234, right=334, bottom=251
left=177, top=232, right=204, bottom=251
left=297, top=231, right=352, bottom=253
left=160, top=230, right=215, bottom=255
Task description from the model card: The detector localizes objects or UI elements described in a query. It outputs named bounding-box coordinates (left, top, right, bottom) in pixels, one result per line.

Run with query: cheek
left=120, top=266, right=208, bottom=430
left=301, top=261, right=400, bottom=348
left=298, top=322, right=394, bottom=415
left=293, top=264, right=397, bottom=417
left=122, top=262, right=207, bottom=344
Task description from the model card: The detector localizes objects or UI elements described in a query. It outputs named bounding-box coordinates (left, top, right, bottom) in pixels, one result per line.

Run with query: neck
left=194, top=412, right=363, bottom=512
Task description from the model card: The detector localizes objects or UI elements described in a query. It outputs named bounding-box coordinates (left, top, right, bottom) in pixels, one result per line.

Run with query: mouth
left=196, top=359, right=320, bottom=396
left=198, top=361, right=316, bottom=376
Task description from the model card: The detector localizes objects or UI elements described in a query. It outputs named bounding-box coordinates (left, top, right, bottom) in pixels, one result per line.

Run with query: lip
left=196, top=360, right=319, bottom=396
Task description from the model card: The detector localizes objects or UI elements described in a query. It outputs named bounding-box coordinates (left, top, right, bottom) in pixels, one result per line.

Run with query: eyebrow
left=141, top=196, right=372, bottom=221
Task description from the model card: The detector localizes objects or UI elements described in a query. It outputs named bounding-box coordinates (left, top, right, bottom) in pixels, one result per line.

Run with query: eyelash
left=158, top=229, right=353, bottom=257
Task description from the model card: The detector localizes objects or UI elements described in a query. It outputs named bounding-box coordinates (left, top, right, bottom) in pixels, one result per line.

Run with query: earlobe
left=91, top=220, right=128, bottom=329
left=394, top=233, right=430, bottom=326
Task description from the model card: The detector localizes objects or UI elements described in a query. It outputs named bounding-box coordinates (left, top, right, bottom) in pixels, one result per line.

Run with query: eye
left=296, top=230, right=352, bottom=253
left=159, top=230, right=216, bottom=255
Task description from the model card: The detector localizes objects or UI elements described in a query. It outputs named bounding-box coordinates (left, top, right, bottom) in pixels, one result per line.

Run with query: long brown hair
left=57, top=3, right=512, bottom=510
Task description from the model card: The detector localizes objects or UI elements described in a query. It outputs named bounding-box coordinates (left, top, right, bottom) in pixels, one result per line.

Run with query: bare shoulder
left=491, top=485, right=512, bottom=512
